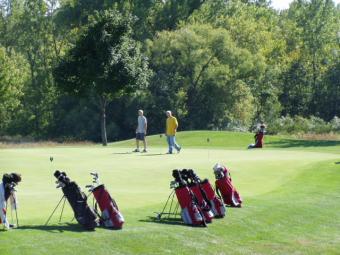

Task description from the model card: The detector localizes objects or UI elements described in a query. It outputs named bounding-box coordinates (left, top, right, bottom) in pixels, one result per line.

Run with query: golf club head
left=56, top=182, right=65, bottom=189
left=90, top=172, right=100, bottom=184
left=86, top=184, right=95, bottom=192
left=213, top=163, right=223, bottom=173
left=90, top=172, right=98, bottom=179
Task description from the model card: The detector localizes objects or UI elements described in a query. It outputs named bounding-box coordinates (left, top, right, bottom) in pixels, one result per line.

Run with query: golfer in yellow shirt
left=165, top=111, right=181, bottom=154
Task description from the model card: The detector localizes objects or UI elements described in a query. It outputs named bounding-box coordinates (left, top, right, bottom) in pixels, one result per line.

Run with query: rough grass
left=0, top=131, right=339, bottom=255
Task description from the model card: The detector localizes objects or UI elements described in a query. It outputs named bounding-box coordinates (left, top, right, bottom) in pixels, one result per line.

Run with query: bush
left=330, top=116, right=340, bottom=132
left=268, top=115, right=338, bottom=135
left=0, top=135, right=35, bottom=143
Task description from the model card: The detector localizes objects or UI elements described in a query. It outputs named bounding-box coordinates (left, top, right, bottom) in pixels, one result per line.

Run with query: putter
left=207, top=138, right=210, bottom=162
left=159, top=134, right=163, bottom=154
left=50, top=156, right=54, bottom=173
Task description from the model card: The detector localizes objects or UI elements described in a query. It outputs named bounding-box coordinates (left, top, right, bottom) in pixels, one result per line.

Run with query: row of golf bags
left=164, top=164, right=242, bottom=226
left=52, top=171, right=124, bottom=230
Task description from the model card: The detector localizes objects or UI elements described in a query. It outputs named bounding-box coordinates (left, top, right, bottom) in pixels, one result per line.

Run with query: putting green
left=0, top=133, right=339, bottom=255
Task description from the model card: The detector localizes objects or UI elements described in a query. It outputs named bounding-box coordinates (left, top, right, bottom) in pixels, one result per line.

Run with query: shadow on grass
left=267, top=139, right=340, bottom=148
left=138, top=153, right=164, bottom=156
left=139, top=216, right=186, bottom=227
left=335, top=162, right=340, bottom=165
left=16, top=223, right=94, bottom=233
left=112, top=152, right=133, bottom=155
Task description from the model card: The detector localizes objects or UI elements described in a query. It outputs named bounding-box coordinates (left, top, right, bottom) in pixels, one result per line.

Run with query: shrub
left=267, top=115, right=338, bottom=135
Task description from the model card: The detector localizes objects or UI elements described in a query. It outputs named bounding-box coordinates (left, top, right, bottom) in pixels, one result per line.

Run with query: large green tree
left=147, top=24, right=258, bottom=130
left=10, top=0, right=59, bottom=137
left=54, top=10, right=151, bottom=145
left=0, top=47, right=28, bottom=134
left=281, top=0, right=339, bottom=118
left=188, top=0, right=285, bottom=125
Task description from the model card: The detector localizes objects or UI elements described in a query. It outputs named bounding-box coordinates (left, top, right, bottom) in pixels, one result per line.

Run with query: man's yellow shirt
left=166, top=116, right=178, bottom=136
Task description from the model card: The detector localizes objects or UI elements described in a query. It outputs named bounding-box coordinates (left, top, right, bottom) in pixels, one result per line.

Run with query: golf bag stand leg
left=45, top=195, right=66, bottom=226
left=156, top=190, right=179, bottom=220
left=12, top=195, right=19, bottom=227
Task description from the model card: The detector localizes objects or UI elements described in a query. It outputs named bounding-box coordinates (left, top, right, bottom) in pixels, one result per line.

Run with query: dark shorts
left=136, top=133, right=145, bottom=141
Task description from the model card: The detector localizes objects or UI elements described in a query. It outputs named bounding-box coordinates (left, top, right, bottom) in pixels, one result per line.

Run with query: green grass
left=0, top=131, right=339, bottom=255
left=112, top=130, right=340, bottom=152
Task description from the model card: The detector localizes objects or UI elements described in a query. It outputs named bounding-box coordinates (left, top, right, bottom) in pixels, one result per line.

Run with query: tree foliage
left=0, top=0, right=339, bottom=140
left=146, top=24, right=257, bottom=130
left=54, top=9, right=151, bottom=144
left=0, top=47, right=28, bottom=134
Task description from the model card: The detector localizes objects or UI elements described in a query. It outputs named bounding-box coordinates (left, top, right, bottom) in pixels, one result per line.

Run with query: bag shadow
left=15, top=223, right=94, bottom=233
left=139, top=216, right=185, bottom=227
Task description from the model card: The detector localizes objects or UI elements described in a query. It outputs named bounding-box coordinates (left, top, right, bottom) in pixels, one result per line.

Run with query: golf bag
left=175, top=186, right=205, bottom=226
left=199, top=179, right=226, bottom=218
left=181, top=169, right=214, bottom=223
left=92, top=184, right=124, bottom=229
left=188, top=183, right=214, bottom=223
left=54, top=171, right=97, bottom=230
left=213, top=164, right=242, bottom=207
left=172, top=170, right=205, bottom=226
left=0, top=173, right=21, bottom=229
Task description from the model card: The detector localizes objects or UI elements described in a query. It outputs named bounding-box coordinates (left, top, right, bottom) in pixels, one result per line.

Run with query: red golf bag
left=199, top=179, right=226, bottom=218
left=214, top=165, right=242, bottom=207
left=175, top=186, right=205, bottom=226
left=92, top=184, right=124, bottom=229
left=189, top=183, right=214, bottom=223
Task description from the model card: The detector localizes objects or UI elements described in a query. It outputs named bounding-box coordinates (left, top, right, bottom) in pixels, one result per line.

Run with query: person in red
left=248, top=124, right=266, bottom=149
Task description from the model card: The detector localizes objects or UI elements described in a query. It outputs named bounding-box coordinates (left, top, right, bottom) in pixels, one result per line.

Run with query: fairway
left=0, top=132, right=340, bottom=255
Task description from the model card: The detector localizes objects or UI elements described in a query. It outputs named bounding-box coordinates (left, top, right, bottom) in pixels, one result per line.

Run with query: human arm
left=136, top=118, right=138, bottom=133
left=174, top=117, right=178, bottom=132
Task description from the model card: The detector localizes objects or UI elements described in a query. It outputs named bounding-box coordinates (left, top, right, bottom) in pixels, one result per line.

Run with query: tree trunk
left=100, top=97, right=108, bottom=146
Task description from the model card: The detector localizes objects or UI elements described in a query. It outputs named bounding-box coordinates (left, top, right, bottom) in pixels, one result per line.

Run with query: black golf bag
left=54, top=171, right=97, bottom=230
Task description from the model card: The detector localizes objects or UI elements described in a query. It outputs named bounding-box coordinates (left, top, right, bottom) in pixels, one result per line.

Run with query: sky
left=270, top=0, right=340, bottom=10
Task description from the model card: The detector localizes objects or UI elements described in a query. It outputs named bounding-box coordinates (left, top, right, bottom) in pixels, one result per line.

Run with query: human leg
left=173, top=136, right=181, bottom=152
left=143, top=135, right=147, bottom=152
left=166, top=135, right=173, bottom=153
left=134, top=133, right=143, bottom=152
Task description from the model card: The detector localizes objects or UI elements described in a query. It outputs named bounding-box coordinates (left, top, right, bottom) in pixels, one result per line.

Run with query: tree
left=0, top=0, right=24, bottom=53
left=0, top=47, right=28, bottom=134
left=54, top=10, right=151, bottom=145
left=10, top=0, right=59, bottom=137
left=147, top=24, right=258, bottom=130
left=285, top=0, right=339, bottom=117
left=188, top=0, right=285, bottom=125
left=153, top=0, right=206, bottom=31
